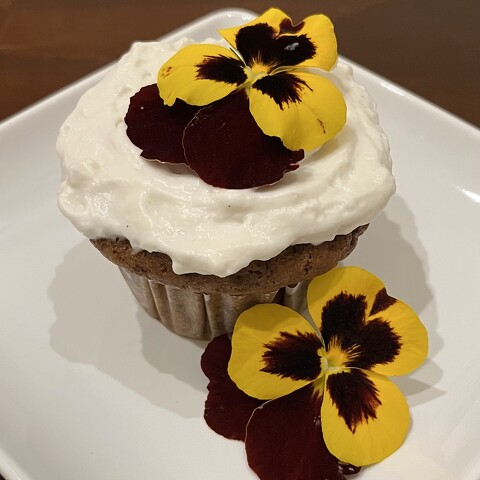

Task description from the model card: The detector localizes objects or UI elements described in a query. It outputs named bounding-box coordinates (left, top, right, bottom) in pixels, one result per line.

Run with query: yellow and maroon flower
left=125, top=9, right=347, bottom=189
left=158, top=8, right=346, bottom=152
left=201, top=267, right=428, bottom=479
left=202, top=335, right=361, bottom=480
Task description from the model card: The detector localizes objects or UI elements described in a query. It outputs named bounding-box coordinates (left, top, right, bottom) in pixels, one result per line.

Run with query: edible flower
left=125, top=86, right=303, bottom=189
left=158, top=8, right=346, bottom=152
left=126, top=9, right=347, bottom=189
left=201, top=267, right=428, bottom=480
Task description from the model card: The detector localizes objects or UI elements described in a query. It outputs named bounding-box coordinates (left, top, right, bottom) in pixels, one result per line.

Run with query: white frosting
left=57, top=38, right=395, bottom=277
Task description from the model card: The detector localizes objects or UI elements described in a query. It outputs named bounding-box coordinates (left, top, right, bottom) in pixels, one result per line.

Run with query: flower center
left=320, top=343, right=350, bottom=374
left=245, top=63, right=269, bottom=85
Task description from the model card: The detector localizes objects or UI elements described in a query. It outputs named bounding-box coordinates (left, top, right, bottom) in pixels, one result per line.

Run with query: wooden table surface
left=1, top=0, right=479, bottom=127
left=0, top=1, right=478, bottom=479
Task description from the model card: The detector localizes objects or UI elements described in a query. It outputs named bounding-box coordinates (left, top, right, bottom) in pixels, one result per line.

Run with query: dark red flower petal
left=183, top=91, right=304, bottom=189
left=201, top=335, right=263, bottom=440
left=125, top=84, right=199, bottom=163
left=245, top=384, right=360, bottom=480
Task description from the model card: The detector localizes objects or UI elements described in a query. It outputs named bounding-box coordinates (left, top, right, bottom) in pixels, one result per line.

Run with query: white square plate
left=1, top=8, right=479, bottom=480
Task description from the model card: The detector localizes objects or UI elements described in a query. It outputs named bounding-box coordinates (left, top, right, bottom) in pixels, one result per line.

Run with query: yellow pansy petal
left=219, top=8, right=288, bottom=51
left=157, top=44, right=246, bottom=106
left=322, top=369, right=410, bottom=466
left=249, top=71, right=346, bottom=151
left=369, top=299, right=428, bottom=377
left=308, top=267, right=428, bottom=376
left=292, top=13, right=338, bottom=70
left=228, top=304, right=322, bottom=400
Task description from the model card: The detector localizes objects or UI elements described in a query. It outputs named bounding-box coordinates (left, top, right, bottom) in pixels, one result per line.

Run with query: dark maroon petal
left=326, top=370, right=381, bottom=434
left=321, top=292, right=402, bottom=369
left=235, top=23, right=316, bottom=69
left=183, top=91, right=304, bottom=189
left=261, top=330, right=323, bottom=381
left=125, top=84, right=199, bottom=163
left=245, top=384, right=360, bottom=480
left=201, top=335, right=263, bottom=440
left=339, top=463, right=362, bottom=476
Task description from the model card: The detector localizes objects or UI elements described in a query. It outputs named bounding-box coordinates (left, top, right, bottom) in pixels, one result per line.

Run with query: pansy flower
left=201, top=267, right=428, bottom=480
left=125, top=9, right=346, bottom=189
left=158, top=8, right=346, bottom=152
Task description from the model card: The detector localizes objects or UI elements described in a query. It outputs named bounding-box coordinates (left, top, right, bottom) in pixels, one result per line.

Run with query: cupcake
left=57, top=9, right=394, bottom=339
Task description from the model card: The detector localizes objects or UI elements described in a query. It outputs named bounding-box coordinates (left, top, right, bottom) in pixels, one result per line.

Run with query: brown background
left=0, top=1, right=478, bottom=479
left=0, top=0, right=479, bottom=126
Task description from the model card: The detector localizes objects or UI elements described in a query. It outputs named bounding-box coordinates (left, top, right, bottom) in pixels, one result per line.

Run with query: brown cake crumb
left=91, top=225, right=367, bottom=295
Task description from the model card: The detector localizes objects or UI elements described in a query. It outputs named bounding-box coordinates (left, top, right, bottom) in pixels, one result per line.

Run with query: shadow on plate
left=48, top=239, right=208, bottom=419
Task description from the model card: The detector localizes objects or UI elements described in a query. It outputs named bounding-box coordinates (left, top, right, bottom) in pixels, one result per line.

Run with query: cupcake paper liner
left=120, top=266, right=308, bottom=339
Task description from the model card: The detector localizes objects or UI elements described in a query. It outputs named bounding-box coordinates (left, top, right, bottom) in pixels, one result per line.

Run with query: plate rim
left=1, top=7, right=479, bottom=480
